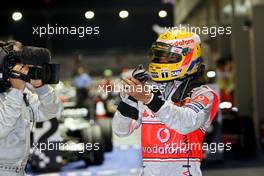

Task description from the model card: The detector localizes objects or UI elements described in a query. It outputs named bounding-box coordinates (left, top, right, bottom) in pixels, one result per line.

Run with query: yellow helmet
left=148, top=30, right=202, bottom=82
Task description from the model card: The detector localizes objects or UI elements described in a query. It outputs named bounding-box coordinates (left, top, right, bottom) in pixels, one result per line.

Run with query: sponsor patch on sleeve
left=184, top=103, right=203, bottom=113
left=193, top=95, right=209, bottom=107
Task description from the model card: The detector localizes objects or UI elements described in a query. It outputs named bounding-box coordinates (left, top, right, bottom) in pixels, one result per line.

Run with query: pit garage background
left=1, top=0, right=264, bottom=175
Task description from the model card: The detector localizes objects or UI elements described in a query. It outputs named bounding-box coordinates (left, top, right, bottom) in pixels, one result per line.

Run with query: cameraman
left=0, top=42, right=62, bottom=176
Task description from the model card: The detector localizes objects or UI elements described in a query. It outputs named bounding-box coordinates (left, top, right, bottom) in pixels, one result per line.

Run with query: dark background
left=0, top=0, right=173, bottom=53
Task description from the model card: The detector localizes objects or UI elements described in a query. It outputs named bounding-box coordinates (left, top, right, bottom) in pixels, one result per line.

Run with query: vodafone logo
left=172, top=39, right=194, bottom=47
left=193, top=95, right=209, bottom=107
left=157, top=128, right=170, bottom=143
left=196, top=95, right=205, bottom=101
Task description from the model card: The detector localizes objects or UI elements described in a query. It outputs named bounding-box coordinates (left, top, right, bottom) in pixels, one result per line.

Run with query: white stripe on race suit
left=142, top=121, right=164, bottom=124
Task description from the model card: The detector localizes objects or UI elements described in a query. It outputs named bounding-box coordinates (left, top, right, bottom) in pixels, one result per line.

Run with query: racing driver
left=112, top=30, right=219, bottom=176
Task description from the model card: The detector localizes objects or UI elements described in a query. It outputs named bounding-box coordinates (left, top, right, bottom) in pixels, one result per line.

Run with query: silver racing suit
left=112, top=80, right=219, bottom=176
left=0, top=85, right=62, bottom=176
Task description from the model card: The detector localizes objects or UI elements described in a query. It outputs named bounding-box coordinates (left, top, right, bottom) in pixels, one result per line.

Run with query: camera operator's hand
left=30, top=80, right=43, bottom=88
left=9, top=64, right=29, bottom=90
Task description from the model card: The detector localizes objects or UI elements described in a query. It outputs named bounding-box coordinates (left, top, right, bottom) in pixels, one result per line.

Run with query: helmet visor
left=150, top=50, right=182, bottom=63
left=148, top=42, right=190, bottom=63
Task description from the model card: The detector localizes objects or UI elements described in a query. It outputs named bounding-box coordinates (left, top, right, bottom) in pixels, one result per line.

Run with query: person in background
left=216, top=57, right=234, bottom=104
left=73, top=66, right=92, bottom=107
left=100, top=69, right=114, bottom=93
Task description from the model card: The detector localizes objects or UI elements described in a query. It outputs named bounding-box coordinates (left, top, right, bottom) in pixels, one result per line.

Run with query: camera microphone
left=20, top=46, right=60, bottom=84
left=20, top=46, right=51, bottom=66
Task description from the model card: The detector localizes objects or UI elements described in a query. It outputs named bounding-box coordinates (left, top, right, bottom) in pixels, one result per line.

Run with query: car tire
left=80, top=124, right=105, bottom=166
left=97, top=118, right=113, bottom=152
